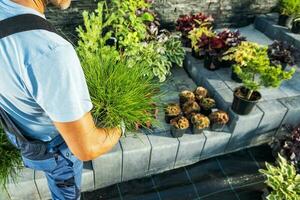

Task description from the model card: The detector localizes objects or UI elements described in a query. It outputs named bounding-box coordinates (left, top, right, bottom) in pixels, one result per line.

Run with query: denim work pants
left=23, top=143, right=83, bottom=200
left=0, top=107, right=83, bottom=199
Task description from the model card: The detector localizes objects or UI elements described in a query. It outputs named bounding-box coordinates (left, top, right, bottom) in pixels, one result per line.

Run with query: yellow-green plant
left=188, top=25, right=215, bottom=53
left=223, top=42, right=260, bottom=66
left=280, top=0, right=300, bottom=16
left=259, top=154, right=300, bottom=200
left=107, top=0, right=153, bottom=48
left=223, top=42, right=295, bottom=100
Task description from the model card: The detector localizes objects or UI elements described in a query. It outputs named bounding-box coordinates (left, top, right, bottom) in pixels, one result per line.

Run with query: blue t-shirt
left=0, top=0, right=93, bottom=141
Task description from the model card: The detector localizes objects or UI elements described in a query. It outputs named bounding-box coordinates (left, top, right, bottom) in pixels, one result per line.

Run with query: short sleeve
left=24, top=44, right=93, bottom=122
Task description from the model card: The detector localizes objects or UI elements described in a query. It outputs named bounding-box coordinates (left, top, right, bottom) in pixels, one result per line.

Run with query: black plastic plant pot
left=213, top=58, right=233, bottom=69
left=200, top=108, right=212, bottom=116
left=231, top=67, right=242, bottom=83
left=211, top=123, right=226, bottom=132
left=278, top=14, right=289, bottom=26
left=291, top=20, right=300, bottom=34
left=192, top=49, right=205, bottom=60
left=278, top=15, right=294, bottom=28
left=182, top=38, right=191, bottom=48
left=165, top=115, right=178, bottom=124
left=170, top=126, right=186, bottom=138
left=192, top=126, right=205, bottom=134
left=204, top=56, right=218, bottom=71
left=231, top=87, right=262, bottom=115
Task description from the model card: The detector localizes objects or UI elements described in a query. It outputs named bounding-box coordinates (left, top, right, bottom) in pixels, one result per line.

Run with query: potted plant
left=278, top=0, right=300, bottom=27
left=259, top=154, right=300, bottom=200
left=292, top=17, right=300, bottom=33
left=214, top=29, right=246, bottom=69
left=198, top=97, right=216, bottom=116
left=271, top=123, right=300, bottom=171
left=191, top=113, right=210, bottom=134
left=223, top=42, right=260, bottom=83
left=204, top=36, right=226, bottom=70
left=268, top=40, right=297, bottom=70
left=194, top=86, right=208, bottom=101
left=165, top=103, right=182, bottom=123
left=182, top=101, right=201, bottom=118
left=176, top=13, right=214, bottom=47
left=170, top=116, right=190, bottom=138
left=179, top=90, right=196, bottom=105
left=228, top=42, right=295, bottom=115
left=209, top=110, right=229, bottom=131
left=188, top=25, right=215, bottom=59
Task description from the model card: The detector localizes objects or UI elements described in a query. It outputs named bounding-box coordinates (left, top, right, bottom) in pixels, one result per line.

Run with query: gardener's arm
left=54, top=112, right=121, bottom=161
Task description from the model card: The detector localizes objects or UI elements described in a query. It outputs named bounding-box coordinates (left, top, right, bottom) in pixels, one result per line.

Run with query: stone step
left=254, top=13, right=300, bottom=50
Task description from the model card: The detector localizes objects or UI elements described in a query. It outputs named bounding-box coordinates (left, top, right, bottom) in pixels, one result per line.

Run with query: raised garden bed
left=4, top=63, right=295, bottom=199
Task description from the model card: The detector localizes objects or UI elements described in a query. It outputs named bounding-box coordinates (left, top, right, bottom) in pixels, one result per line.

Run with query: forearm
left=54, top=112, right=121, bottom=161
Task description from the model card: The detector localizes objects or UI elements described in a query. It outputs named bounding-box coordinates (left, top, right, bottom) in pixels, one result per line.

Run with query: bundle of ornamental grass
left=79, top=46, right=160, bottom=130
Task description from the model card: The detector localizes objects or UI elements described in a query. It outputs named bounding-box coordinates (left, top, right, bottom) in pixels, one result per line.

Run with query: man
left=0, top=0, right=122, bottom=199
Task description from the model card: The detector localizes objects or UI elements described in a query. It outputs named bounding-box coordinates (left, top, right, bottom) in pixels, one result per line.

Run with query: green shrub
left=106, top=0, right=152, bottom=48
left=0, top=127, right=22, bottom=187
left=280, top=0, right=300, bottom=16
left=163, top=34, right=186, bottom=67
left=124, top=33, right=185, bottom=82
left=77, top=2, right=185, bottom=82
left=259, top=154, right=300, bottom=200
left=223, top=42, right=295, bottom=100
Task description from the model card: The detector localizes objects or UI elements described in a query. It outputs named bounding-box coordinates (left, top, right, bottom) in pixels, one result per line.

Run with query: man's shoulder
left=19, top=29, right=76, bottom=66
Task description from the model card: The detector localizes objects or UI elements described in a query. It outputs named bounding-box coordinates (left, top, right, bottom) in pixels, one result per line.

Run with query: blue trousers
left=22, top=143, right=83, bottom=200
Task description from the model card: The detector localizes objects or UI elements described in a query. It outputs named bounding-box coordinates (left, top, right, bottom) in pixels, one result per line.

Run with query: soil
left=235, top=87, right=261, bottom=101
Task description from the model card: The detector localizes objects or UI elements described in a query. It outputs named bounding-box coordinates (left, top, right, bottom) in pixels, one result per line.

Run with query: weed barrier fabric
left=82, top=145, right=274, bottom=200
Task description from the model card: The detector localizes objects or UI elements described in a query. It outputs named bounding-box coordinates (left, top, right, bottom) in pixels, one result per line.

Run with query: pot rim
left=233, top=86, right=262, bottom=103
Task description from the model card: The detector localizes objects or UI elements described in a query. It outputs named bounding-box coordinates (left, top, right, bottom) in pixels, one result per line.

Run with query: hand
left=119, top=120, right=126, bottom=136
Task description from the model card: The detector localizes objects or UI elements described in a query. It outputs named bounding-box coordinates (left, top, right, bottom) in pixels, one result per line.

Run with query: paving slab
left=256, top=100, right=288, bottom=134
left=260, top=87, right=289, bottom=101
left=184, top=53, right=217, bottom=85
left=6, top=168, right=40, bottom=200
left=225, top=107, right=264, bottom=152
left=92, top=142, right=122, bottom=189
left=279, top=96, right=300, bottom=127
left=212, top=87, right=234, bottom=112
left=81, top=162, right=95, bottom=192
left=143, top=121, right=179, bottom=175
left=201, top=130, right=231, bottom=159
left=34, top=171, right=51, bottom=200
left=175, top=131, right=206, bottom=168
left=120, top=133, right=151, bottom=182
left=0, top=187, right=10, bottom=200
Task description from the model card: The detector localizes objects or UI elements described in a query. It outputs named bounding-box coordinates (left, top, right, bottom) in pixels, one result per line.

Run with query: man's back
left=0, top=0, right=92, bottom=141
